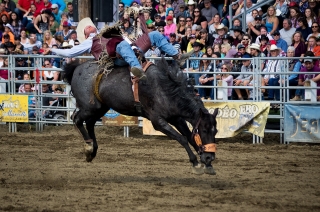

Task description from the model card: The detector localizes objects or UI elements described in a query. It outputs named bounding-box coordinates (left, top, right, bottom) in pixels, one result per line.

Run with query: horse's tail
left=63, top=61, right=80, bottom=85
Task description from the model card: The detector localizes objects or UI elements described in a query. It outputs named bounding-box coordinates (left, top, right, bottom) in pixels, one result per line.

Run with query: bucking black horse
left=64, top=58, right=218, bottom=175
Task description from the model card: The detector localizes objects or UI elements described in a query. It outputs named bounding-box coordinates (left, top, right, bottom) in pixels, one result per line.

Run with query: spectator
left=291, top=56, right=320, bottom=101
left=175, top=3, right=186, bottom=20
left=43, top=59, right=59, bottom=83
left=186, top=34, right=197, bottom=52
left=10, top=12, right=22, bottom=37
left=172, top=0, right=184, bottom=17
left=18, top=73, right=31, bottom=93
left=20, top=29, right=29, bottom=45
left=154, top=13, right=166, bottom=27
left=213, top=24, right=228, bottom=44
left=157, top=4, right=166, bottom=21
left=274, top=0, right=288, bottom=18
left=305, top=8, right=316, bottom=28
left=55, top=21, right=73, bottom=41
left=198, top=53, right=214, bottom=100
left=1, top=13, right=8, bottom=24
left=146, top=21, right=155, bottom=33
left=208, top=14, right=223, bottom=35
left=0, top=57, right=8, bottom=81
left=232, top=26, right=245, bottom=47
left=6, top=42, right=16, bottom=54
left=169, top=33, right=181, bottom=52
left=33, top=0, right=45, bottom=18
left=235, top=0, right=261, bottom=24
left=221, top=64, right=234, bottom=100
left=248, top=74, right=266, bottom=100
left=180, top=27, right=192, bottom=53
left=59, top=12, right=72, bottom=30
left=221, top=43, right=231, bottom=58
left=291, top=31, right=307, bottom=57
left=255, top=26, right=273, bottom=45
left=145, top=0, right=157, bottom=21
left=183, top=0, right=195, bottom=18
left=51, top=4, right=62, bottom=24
left=145, top=45, right=161, bottom=57
left=176, top=16, right=186, bottom=40
left=164, top=15, right=176, bottom=38
left=24, top=83, right=36, bottom=118
left=296, top=17, right=312, bottom=41
left=273, top=30, right=288, bottom=52
left=43, top=0, right=52, bottom=10
left=206, top=46, right=213, bottom=57
left=248, top=15, right=264, bottom=44
left=3, top=0, right=16, bottom=15
left=118, top=2, right=124, bottom=20
left=307, top=22, right=320, bottom=40
left=121, top=19, right=133, bottom=36
left=263, top=44, right=283, bottom=101
left=260, top=35, right=269, bottom=55
left=2, top=23, right=14, bottom=43
left=0, top=2, right=9, bottom=18
left=0, top=34, right=10, bottom=50
left=308, top=0, right=318, bottom=15
left=299, top=0, right=309, bottom=13
left=280, top=19, right=296, bottom=46
left=201, top=0, right=218, bottom=26
left=263, top=6, right=279, bottom=35
left=289, top=7, right=301, bottom=29
left=14, top=36, right=24, bottom=54
left=43, top=30, right=56, bottom=47
left=21, top=3, right=35, bottom=27
left=33, top=9, right=51, bottom=41
left=233, top=54, right=253, bottom=100
left=23, top=32, right=42, bottom=54
left=15, top=0, right=31, bottom=19
left=68, top=30, right=77, bottom=46
left=213, top=43, right=221, bottom=53
left=307, top=36, right=317, bottom=53
left=199, top=29, right=214, bottom=48
left=231, top=51, right=243, bottom=79
left=238, top=34, right=251, bottom=53
left=188, top=41, right=204, bottom=86
left=15, top=57, right=27, bottom=80
left=192, top=8, right=207, bottom=30
left=49, top=14, right=59, bottom=35
left=50, top=0, right=66, bottom=13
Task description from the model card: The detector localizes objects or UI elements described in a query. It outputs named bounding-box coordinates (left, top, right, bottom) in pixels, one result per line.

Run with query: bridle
left=191, top=116, right=216, bottom=154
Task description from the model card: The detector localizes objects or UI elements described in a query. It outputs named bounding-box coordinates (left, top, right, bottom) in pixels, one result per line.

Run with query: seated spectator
left=10, top=12, right=22, bottom=37
left=274, top=0, right=288, bottom=18
left=157, top=4, right=166, bottom=21
left=176, top=16, right=186, bottom=40
left=288, top=6, right=301, bottom=29
left=6, top=41, right=16, bottom=54
left=192, top=8, right=207, bottom=30
left=175, top=3, right=186, bottom=20
left=55, top=20, right=73, bottom=41
left=231, top=26, right=245, bottom=47
left=0, top=34, right=10, bottom=50
left=2, top=23, right=15, bottom=43
left=291, top=56, right=320, bottom=101
left=59, top=12, right=72, bottom=31
left=208, top=14, right=223, bottom=35
left=145, top=45, right=161, bottom=57
left=121, top=19, right=133, bottom=36
left=180, top=27, right=192, bottom=53
left=304, top=7, right=316, bottom=28
left=49, top=14, right=59, bottom=35
left=307, top=22, right=320, bottom=41
left=0, top=57, right=8, bottom=82
left=213, top=24, right=228, bottom=45
left=199, top=29, right=214, bottom=48
left=307, top=36, right=317, bottom=53
left=280, top=18, right=296, bottom=46
left=230, top=52, right=243, bottom=79
left=221, top=43, right=231, bottom=58
left=51, top=4, right=62, bottom=23
left=260, top=35, right=269, bottom=55
left=169, top=33, right=181, bottom=52
left=51, top=0, right=66, bottom=13
left=43, top=30, right=56, bottom=47
left=68, top=30, right=77, bottom=46
left=73, top=39, right=80, bottom=46
left=24, top=83, right=36, bottom=118
left=21, top=3, right=36, bottom=27
left=18, top=73, right=31, bottom=93
left=263, top=45, right=283, bottom=101
left=185, top=16, right=194, bottom=28
left=248, top=75, right=265, bottom=100
left=187, top=41, right=204, bottom=86
left=238, top=34, right=251, bottom=54
left=20, top=29, right=29, bottom=45
left=233, top=54, right=253, bottom=100
left=23, top=32, right=42, bottom=54
left=213, top=44, right=221, bottom=53
left=291, top=31, right=307, bottom=57
left=15, top=57, right=28, bottom=80
left=263, top=6, right=279, bottom=35
left=255, top=26, right=273, bottom=45
left=206, top=46, right=213, bottom=57
left=198, top=53, right=214, bottom=100
left=273, top=30, right=288, bottom=53
left=164, top=16, right=176, bottom=38
left=248, top=15, right=264, bottom=43
left=201, top=0, right=218, bottom=26
left=43, top=59, right=59, bottom=87
left=186, top=34, right=196, bottom=53
left=154, top=13, right=166, bottom=27
left=3, top=0, right=16, bottom=15
left=296, top=17, right=312, bottom=41
left=14, top=36, right=24, bottom=54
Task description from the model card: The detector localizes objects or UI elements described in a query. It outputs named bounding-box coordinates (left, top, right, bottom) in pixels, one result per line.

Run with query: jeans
left=148, top=31, right=178, bottom=56
left=268, top=78, right=280, bottom=100
left=115, top=31, right=179, bottom=69
left=198, top=79, right=214, bottom=99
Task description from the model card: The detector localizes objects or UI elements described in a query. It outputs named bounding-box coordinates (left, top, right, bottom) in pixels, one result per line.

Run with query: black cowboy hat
left=259, top=35, right=269, bottom=42
left=191, top=41, right=204, bottom=49
left=232, top=26, right=245, bottom=34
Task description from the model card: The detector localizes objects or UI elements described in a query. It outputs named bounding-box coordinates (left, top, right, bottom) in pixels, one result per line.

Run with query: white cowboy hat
left=249, top=43, right=260, bottom=51
left=61, top=41, right=73, bottom=49
left=187, top=0, right=196, bottom=5
left=216, top=24, right=228, bottom=32
left=4, top=23, right=13, bottom=32
left=270, top=44, right=281, bottom=51
left=76, top=17, right=96, bottom=43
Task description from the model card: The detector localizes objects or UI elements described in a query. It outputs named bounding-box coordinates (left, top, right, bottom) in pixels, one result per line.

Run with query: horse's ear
left=212, top=108, right=218, bottom=118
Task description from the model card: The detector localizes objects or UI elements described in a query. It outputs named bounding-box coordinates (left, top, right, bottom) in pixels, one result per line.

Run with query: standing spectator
left=296, top=17, right=312, bottom=41
left=193, top=8, right=207, bottom=30
left=10, top=12, right=23, bottom=37
left=201, top=0, right=218, bottom=26
left=49, top=14, right=59, bottom=35
left=33, top=8, right=51, bottom=41
left=291, top=31, right=307, bottom=57
left=273, top=30, right=288, bottom=52
left=15, top=0, right=31, bottom=19
left=119, top=2, right=124, bottom=20
left=280, top=19, right=296, bottom=46
left=164, top=16, right=176, bottom=38
left=51, top=4, right=62, bottom=24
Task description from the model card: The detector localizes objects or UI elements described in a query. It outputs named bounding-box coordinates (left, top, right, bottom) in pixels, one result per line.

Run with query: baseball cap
left=170, top=33, right=176, bottom=37
left=166, top=16, right=173, bottom=21
left=255, top=15, right=262, bottom=20
left=51, top=4, right=58, bottom=9
left=238, top=44, right=245, bottom=49
left=304, top=57, right=313, bottom=63
left=272, top=30, right=280, bottom=36
left=62, top=21, right=70, bottom=27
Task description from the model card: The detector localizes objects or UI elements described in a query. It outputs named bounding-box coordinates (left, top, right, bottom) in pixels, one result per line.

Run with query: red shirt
left=0, top=68, right=8, bottom=80
left=33, top=0, right=45, bottom=17
left=17, top=0, right=34, bottom=11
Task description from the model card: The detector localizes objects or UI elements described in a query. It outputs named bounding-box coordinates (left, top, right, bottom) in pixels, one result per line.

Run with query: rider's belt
left=91, top=36, right=123, bottom=61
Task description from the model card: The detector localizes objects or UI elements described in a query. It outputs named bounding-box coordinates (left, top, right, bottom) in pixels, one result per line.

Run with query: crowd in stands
left=119, top=0, right=320, bottom=102
left=0, top=0, right=77, bottom=119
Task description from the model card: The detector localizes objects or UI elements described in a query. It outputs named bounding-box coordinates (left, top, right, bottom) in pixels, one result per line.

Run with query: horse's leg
left=151, top=117, right=204, bottom=175
left=85, top=110, right=107, bottom=162
left=169, top=117, right=199, bottom=153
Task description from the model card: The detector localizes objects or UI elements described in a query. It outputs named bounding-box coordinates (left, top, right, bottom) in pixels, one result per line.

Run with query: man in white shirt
left=279, top=18, right=296, bottom=46
left=235, top=0, right=261, bottom=24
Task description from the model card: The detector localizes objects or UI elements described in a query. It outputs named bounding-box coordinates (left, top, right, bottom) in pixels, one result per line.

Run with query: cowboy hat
left=216, top=24, right=228, bottom=32
left=187, top=0, right=196, bottom=5
left=270, top=44, right=281, bottom=51
left=192, top=41, right=204, bottom=49
left=76, top=17, right=96, bottom=43
left=232, top=26, right=245, bottom=34
left=249, top=43, right=260, bottom=51
left=61, top=41, right=73, bottom=49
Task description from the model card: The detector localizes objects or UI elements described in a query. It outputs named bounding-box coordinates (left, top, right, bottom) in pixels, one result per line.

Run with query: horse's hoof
left=191, top=164, right=204, bottom=175
left=204, top=166, right=216, bottom=175
left=84, top=143, right=93, bottom=162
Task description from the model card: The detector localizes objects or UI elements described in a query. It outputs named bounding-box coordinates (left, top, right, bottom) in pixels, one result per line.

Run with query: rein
left=192, top=116, right=216, bottom=154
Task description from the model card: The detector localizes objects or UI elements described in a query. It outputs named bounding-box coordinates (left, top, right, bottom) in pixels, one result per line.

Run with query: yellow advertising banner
left=102, top=109, right=138, bottom=126
left=0, top=95, right=28, bottom=122
left=143, top=102, right=270, bottom=138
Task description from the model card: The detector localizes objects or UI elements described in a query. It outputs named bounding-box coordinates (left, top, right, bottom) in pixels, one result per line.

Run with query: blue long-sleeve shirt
left=288, top=60, right=301, bottom=81
left=276, top=38, right=288, bottom=53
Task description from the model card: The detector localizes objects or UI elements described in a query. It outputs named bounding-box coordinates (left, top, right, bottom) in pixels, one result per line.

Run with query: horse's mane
left=154, top=58, right=206, bottom=116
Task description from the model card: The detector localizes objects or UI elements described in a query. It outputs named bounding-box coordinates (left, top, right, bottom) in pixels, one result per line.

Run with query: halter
left=192, top=116, right=216, bottom=153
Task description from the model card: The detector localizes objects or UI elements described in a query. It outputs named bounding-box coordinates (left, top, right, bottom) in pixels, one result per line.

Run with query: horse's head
left=193, top=107, right=218, bottom=166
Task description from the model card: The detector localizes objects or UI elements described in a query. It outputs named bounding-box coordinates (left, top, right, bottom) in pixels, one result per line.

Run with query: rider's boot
left=173, top=50, right=194, bottom=67
left=131, top=67, right=147, bottom=81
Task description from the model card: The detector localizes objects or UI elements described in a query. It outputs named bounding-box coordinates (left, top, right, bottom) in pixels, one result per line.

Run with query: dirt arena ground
left=0, top=124, right=320, bottom=212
